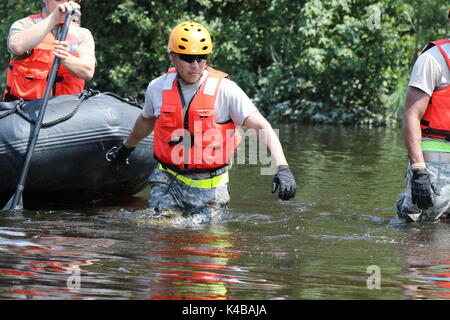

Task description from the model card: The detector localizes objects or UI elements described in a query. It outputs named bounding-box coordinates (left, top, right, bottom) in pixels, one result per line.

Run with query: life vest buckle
left=168, top=136, right=183, bottom=146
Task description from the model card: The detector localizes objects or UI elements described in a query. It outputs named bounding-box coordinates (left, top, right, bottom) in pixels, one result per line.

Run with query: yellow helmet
left=168, top=21, right=212, bottom=55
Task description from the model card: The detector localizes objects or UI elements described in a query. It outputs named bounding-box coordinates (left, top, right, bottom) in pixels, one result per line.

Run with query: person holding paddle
left=3, top=0, right=96, bottom=102
left=3, top=6, right=82, bottom=211
left=108, top=21, right=296, bottom=222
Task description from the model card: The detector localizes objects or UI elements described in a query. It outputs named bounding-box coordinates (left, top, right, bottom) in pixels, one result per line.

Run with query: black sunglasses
left=178, top=54, right=208, bottom=64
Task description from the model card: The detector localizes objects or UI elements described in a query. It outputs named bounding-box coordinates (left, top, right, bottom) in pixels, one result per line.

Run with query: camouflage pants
left=397, top=161, right=450, bottom=222
left=147, top=168, right=230, bottom=222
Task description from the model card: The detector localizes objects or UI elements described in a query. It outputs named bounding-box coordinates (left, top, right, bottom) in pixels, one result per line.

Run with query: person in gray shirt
left=109, top=21, right=296, bottom=223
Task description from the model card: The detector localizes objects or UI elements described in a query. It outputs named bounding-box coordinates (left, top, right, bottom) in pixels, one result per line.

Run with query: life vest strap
left=421, top=125, right=450, bottom=141
left=154, top=154, right=228, bottom=176
left=2, top=86, right=21, bottom=102
left=421, top=119, right=450, bottom=140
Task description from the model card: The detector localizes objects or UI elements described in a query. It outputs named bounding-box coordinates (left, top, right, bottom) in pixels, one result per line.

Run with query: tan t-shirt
left=7, top=16, right=96, bottom=61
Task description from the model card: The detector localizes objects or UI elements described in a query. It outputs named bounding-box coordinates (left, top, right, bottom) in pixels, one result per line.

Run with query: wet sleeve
left=408, top=53, right=441, bottom=96
left=216, top=79, right=259, bottom=127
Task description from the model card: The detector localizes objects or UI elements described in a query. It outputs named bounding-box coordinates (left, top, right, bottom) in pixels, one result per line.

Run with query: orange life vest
left=3, top=13, right=85, bottom=101
left=153, top=67, right=242, bottom=174
left=420, top=39, right=450, bottom=140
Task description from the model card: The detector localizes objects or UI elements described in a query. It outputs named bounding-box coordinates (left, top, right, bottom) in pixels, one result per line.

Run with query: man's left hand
left=272, top=165, right=297, bottom=200
left=53, top=40, right=70, bottom=61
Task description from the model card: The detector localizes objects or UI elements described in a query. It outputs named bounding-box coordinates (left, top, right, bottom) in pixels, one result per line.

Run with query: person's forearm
left=243, top=112, right=289, bottom=167
left=403, top=87, right=430, bottom=166
left=403, top=113, right=425, bottom=164
left=60, top=54, right=95, bottom=81
left=124, top=114, right=155, bottom=148
left=259, top=126, right=288, bottom=167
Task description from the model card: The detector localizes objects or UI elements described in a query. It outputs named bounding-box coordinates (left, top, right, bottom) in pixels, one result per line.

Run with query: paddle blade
left=2, top=188, right=24, bottom=211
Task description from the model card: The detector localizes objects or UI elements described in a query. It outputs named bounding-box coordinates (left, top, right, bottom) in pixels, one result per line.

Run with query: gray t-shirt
left=142, top=69, right=258, bottom=125
left=409, top=41, right=450, bottom=95
left=143, top=68, right=259, bottom=179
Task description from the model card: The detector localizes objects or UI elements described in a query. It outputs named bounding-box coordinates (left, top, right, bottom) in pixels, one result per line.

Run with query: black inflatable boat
left=0, top=90, right=157, bottom=207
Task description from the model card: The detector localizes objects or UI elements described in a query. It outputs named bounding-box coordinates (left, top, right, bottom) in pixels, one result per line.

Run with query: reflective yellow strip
left=158, top=164, right=228, bottom=188
left=422, top=140, right=450, bottom=153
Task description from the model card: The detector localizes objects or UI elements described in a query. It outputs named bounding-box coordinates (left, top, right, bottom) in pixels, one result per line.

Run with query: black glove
left=106, top=143, right=135, bottom=166
left=271, top=165, right=297, bottom=200
left=411, top=169, right=439, bottom=209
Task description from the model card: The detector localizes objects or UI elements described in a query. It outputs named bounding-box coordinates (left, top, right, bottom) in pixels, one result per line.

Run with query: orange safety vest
left=153, top=67, right=242, bottom=174
left=3, top=13, right=85, bottom=101
left=420, top=39, right=450, bottom=140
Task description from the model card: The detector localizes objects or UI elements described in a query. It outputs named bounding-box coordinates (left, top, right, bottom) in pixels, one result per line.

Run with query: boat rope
left=103, top=92, right=143, bottom=109
left=0, top=107, right=18, bottom=120
left=0, top=89, right=142, bottom=127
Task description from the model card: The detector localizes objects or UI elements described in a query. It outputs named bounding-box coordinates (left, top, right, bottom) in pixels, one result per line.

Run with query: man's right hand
left=411, top=169, right=438, bottom=209
left=106, top=143, right=135, bottom=166
left=50, top=1, right=80, bottom=25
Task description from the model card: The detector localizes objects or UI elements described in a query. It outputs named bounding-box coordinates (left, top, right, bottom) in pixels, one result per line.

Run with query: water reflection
left=145, top=226, right=241, bottom=300
left=400, top=221, right=450, bottom=299
left=0, top=208, right=259, bottom=300
left=3, top=124, right=450, bottom=300
left=0, top=221, right=115, bottom=299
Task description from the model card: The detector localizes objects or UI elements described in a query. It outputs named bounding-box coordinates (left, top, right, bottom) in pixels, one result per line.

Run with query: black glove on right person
left=411, top=169, right=438, bottom=209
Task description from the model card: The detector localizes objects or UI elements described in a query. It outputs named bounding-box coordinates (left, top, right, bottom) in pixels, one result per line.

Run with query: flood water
left=1, top=124, right=450, bottom=300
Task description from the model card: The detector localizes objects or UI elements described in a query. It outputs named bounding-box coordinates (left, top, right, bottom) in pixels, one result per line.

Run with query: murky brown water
left=1, top=124, right=450, bottom=300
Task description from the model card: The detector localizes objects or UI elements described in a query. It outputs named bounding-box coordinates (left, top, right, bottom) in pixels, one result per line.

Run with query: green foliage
left=0, top=0, right=449, bottom=125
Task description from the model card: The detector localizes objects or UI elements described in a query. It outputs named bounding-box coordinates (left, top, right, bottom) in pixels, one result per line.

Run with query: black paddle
left=3, top=9, right=80, bottom=211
